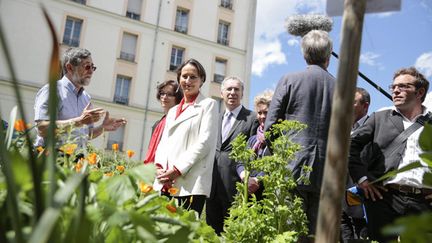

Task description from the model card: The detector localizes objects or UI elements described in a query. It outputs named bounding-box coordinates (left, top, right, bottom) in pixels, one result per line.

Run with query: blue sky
left=250, top=0, right=432, bottom=113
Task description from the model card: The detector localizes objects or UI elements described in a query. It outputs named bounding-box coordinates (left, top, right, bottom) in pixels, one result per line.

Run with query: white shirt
left=224, top=105, right=243, bottom=128
left=385, top=107, right=431, bottom=188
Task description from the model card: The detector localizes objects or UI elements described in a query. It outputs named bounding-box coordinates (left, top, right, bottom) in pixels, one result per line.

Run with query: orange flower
left=36, top=146, right=44, bottom=153
left=166, top=204, right=177, bottom=213
left=139, top=182, right=153, bottom=193
left=14, top=119, right=26, bottom=132
left=112, top=143, right=119, bottom=151
left=126, top=150, right=135, bottom=158
left=104, top=172, right=113, bottom=177
left=168, top=187, right=179, bottom=196
left=88, top=153, right=97, bottom=165
left=116, top=165, right=125, bottom=173
left=75, top=161, right=83, bottom=172
left=60, top=143, right=78, bottom=155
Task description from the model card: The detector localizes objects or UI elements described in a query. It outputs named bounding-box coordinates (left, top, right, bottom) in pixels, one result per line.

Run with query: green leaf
left=97, top=176, right=135, bottom=206
left=419, top=152, right=432, bottom=167
left=126, top=164, right=156, bottom=184
left=88, top=170, right=103, bottom=182
left=371, top=161, right=424, bottom=184
left=9, top=149, right=33, bottom=191
left=419, top=123, right=432, bottom=151
left=423, top=172, right=432, bottom=187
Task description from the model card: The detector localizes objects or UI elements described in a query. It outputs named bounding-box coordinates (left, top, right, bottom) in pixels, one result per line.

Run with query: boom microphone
left=285, top=14, right=333, bottom=37
left=284, top=14, right=392, bottom=100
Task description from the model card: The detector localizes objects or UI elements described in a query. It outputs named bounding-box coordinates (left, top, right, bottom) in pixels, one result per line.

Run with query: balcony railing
left=214, top=74, right=225, bottom=83
left=174, top=25, right=188, bottom=34
left=126, top=11, right=140, bottom=20
left=71, top=0, right=86, bottom=4
left=217, top=38, right=229, bottom=46
left=113, top=96, right=129, bottom=105
left=119, top=52, right=135, bottom=62
left=63, top=37, right=80, bottom=47
left=220, top=1, right=232, bottom=9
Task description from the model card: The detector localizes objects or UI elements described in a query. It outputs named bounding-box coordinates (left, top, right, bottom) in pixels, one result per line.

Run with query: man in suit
left=206, top=76, right=258, bottom=235
left=264, top=30, right=335, bottom=236
left=341, top=87, right=370, bottom=241
left=349, top=67, right=432, bottom=242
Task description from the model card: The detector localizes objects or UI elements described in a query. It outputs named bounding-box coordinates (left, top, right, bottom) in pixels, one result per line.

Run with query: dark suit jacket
left=210, top=106, right=258, bottom=203
left=349, top=109, right=431, bottom=183
left=264, top=65, right=335, bottom=192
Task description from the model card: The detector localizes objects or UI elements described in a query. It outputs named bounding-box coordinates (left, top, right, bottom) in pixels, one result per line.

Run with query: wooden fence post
left=315, top=0, right=366, bottom=242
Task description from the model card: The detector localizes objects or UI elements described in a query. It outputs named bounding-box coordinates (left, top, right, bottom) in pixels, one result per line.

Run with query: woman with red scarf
left=144, top=80, right=182, bottom=164
left=153, top=59, right=218, bottom=215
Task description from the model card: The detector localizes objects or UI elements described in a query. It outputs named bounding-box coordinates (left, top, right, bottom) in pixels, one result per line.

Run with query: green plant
left=223, top=120, right=309, bottom=242
left=0, top=6, right=218, bottom=243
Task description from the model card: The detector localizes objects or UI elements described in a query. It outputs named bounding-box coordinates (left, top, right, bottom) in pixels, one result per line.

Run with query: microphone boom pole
left=331, top=51, right=392, bottom=101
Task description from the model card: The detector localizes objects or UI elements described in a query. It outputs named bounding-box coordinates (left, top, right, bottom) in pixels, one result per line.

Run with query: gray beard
left=71, top=72, right=90, bottom=86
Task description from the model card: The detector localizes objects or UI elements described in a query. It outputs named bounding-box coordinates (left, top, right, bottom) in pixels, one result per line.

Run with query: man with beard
left=34, top=47, right=126, bottom=148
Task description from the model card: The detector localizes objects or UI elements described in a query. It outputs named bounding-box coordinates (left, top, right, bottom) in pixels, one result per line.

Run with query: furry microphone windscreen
left=285, top=14, right=333, bottom=37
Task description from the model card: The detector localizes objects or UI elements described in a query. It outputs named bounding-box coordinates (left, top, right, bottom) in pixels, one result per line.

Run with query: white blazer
left=153, top=93, right=218, bottom=197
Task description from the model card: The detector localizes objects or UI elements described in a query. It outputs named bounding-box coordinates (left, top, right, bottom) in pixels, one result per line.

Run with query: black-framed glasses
left=388, top=83, right=416, bottom=92
left=83, top=64, right=97, bottom=71
left=159, top=92, right=175, bottom=97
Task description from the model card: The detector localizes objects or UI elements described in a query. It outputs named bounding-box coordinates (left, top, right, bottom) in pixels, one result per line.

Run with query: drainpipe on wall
left=139, top=0, right=163, bottom=159
left=244, top=0, right=257, bottom=109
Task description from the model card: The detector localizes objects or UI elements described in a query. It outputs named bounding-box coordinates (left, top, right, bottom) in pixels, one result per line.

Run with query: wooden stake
left=316, top=0, right=366, bottom=242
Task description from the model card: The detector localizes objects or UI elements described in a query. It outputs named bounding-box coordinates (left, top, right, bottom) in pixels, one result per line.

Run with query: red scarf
left=143, top=116, right=166, bottom=164
left=175, top=94, right=199, bottom=119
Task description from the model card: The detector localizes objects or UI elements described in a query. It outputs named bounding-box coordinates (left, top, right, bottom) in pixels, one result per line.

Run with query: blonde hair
left=254, top=90, right=274, bottom=109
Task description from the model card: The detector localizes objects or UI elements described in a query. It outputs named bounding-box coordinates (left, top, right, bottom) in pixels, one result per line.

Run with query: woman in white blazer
left=154, top=58, right=218, bottom=215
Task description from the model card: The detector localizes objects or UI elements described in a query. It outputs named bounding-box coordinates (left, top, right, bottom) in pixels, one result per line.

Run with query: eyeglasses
left=159, top=92, right=175, bottom=98
left=83, top=64, right=97, bottom=71
left=388, top=83, right=416, bottom=92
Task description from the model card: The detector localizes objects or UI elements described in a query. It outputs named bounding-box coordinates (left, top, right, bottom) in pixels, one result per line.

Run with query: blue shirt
left=34, top=76, right=92, bottom=147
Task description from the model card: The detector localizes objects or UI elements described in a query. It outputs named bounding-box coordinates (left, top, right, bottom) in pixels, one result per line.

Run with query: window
left=126, top=0, right=142, bottom=20
left=113, top=75, right=131, bottom=105
left=174, top=8, right=189, bottom=34
left=214, top=58, right=227, bottom=83
left=170, top=46, right=185, bottom=71
left=120, top=32, right=138, bottom=62
left=62, top=17, right=83, bottom=47
left=220, top=0, right=232, bottom=9
left=71, top=0, right=86, bottom=4
left=217, top=21, right=230, bottom=46
left=107, top=126, right=125, bottom=151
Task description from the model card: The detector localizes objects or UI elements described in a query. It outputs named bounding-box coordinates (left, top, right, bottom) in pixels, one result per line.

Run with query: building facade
left=0, top=0, right=257, bottom=159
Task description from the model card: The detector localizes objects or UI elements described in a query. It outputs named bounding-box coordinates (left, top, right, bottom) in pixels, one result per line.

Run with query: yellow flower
left=139, top=182, right=153, bottom=193
left=104, top=172, right=113, bottom=177
left=112, top=143, right=119, bottom=151
left=126, top=149, right=135, bottom=158
left=88, top=153, right=97, bottom=165
left=168, top=187, right=179, bottom=196
left=166, top=204, right=177, bottom=213
left=36, top=146, right=44, bottom=153
left=60, top=144, right=78, bottom=155
left=116, top=165, right=125, bottom=173
left=14, top=119, right=26, bottom=132
left=189, top=195, right=193, bottom=204
left=75, top=161, right=83, bottom=172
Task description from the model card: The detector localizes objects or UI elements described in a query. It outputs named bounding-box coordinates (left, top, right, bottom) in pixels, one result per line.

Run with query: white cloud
left=252, top=0, right=326, bottom=76
left=252, top=40, right=286, bottom=76
left=360, top=51, right=382, bottom=68
left=415, top=52, right=432, bottom=78
left=287, top=38, right=300, bottom=46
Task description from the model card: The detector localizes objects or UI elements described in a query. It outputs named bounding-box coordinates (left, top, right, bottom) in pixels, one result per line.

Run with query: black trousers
left=364, top=188, right=432, bottom=242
